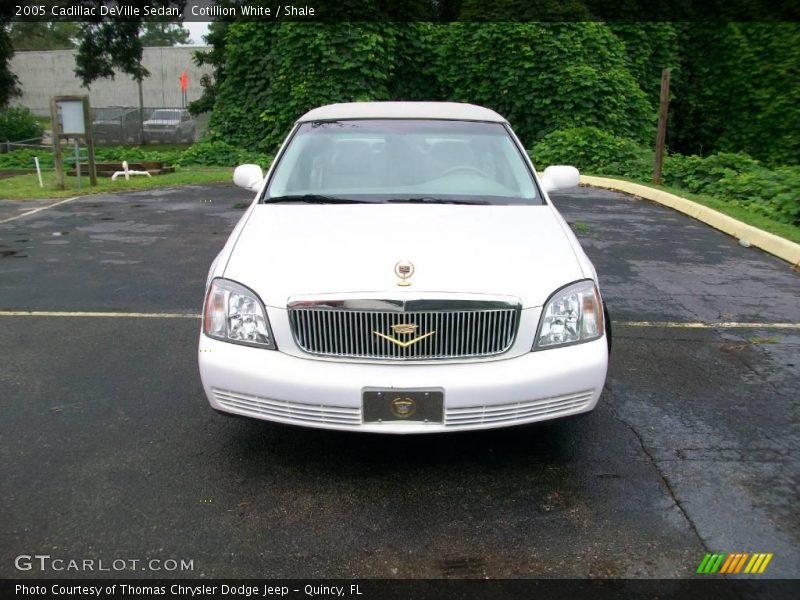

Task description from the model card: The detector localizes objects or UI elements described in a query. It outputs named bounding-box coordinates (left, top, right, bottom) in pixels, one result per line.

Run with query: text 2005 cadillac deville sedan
left=199, top=102, right=609, bottom=433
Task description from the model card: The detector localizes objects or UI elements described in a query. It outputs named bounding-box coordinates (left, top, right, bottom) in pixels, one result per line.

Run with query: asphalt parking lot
left=1, top=184, right=798, bottom=580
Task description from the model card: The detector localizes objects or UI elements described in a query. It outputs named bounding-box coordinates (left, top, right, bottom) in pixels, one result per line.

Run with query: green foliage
left=9, top=22, right=79, bottom=50
left=188, top=20, right=229, bottom=116
left=669, top=22, right=800, bottom=165
left=177, top=140, right=271, bottom=168
left=605, top=23, right=680, bottom=107
left=662, top=153, right=761, bottom=194
left=427, top=23, right=654, bottom=147
left=206, top=22, right=419, bottom=152
left=530, top=127, right=653, bottom=180
left=0, top=18, right=20, bottom=109
left=75, top=21, right=148, bottom=86
left=664, top=153, right=800, bottom=226
left=531, top=127, right=800, bottom=227
left=198, top=21, right=798, bottom=170
left=0, top=106, right=44, bottom=144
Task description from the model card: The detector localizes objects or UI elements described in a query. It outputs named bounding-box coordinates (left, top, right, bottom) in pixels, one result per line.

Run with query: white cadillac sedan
left=199, top=102, right=609, bottom=433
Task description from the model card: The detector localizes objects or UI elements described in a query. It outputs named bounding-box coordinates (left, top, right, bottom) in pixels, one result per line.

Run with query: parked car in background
left=199, top=102, right=610, bottom=434
left=91, top=107, right=141, bottom=144
left=143, top=109, right=195, bottom=143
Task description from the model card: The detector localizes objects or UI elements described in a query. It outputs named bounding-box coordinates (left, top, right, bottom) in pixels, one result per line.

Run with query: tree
left=9, top=22, right=79, bottom=51
left=139, top=22, right=191, bottom=47
left=73, top=2, right=187, bottom=143
left=0, top=17, right=20, bottom=109
left=188, top=20, right=229, bottom=116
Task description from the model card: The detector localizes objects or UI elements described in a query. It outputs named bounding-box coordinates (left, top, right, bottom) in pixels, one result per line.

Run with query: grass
left=570, top=221, right=598, bottom=239
left=0, top=167, right=233, bottom=200
left=590, top=174, right=800, bottom=245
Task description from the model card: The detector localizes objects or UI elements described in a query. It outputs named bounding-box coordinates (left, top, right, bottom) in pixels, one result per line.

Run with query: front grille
left=289, top=305, right=519, bottom=360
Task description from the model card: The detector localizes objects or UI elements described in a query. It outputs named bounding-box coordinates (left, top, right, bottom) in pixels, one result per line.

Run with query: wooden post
left=50, top=98, right=65, bottom=190
left=653, top=68, right=671, bottom=185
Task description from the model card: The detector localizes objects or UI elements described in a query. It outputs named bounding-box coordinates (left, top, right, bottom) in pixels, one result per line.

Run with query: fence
left=89, top=106, right=210, bottom=145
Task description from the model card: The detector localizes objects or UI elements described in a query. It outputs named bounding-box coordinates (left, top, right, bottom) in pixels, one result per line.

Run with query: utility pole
left=137, top=77, right=145, bottom=145
left=653, top=68, right=671, bottom=185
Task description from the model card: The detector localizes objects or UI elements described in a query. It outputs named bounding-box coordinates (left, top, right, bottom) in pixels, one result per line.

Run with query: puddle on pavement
left=0, top=250, right=27, bottom=258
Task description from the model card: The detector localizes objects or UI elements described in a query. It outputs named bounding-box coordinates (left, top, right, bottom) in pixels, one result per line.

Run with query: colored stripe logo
left=696, top=552, right=773, bottom=574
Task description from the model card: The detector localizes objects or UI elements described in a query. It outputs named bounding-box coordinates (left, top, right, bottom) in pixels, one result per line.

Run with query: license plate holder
left=362, top=389, right=444, bottom=423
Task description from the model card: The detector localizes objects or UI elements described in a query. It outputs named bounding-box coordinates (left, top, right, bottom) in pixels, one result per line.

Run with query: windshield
left=264, top=119, right=540, bottom=204
left=151, top=110, right=181, bottom=120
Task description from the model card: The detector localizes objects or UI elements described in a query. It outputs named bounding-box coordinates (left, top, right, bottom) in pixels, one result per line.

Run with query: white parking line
left=619, top=321, right=800, bottom=330
left=0, top=196, right=81, bottom=225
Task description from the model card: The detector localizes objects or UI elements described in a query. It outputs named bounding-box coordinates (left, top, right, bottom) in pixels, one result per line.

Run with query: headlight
left=534, top=279, right=604, bottom=349
left=203, top=278, right=276, bottom=349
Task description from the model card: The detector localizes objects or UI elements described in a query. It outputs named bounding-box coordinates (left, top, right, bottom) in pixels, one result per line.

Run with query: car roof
left=297, top=102, right=507, bottom=123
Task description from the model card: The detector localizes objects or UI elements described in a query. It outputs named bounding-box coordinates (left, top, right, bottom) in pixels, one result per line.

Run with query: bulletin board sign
left=50, top=95, right=97, bottom=188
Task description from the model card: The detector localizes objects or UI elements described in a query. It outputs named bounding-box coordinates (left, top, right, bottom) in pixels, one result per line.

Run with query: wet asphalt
left=0, top=184, right=798, bottom=580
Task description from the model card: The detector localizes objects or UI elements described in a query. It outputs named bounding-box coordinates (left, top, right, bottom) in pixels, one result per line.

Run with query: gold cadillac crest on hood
left=394, top=260, right=415, bottom=286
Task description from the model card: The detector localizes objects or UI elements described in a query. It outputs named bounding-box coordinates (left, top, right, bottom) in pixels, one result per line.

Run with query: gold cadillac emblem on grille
left=390, top=397, right=416, bottom=419
left=374, top=325, right=436, bottom=348
left=394, top=260, right=415, bottom=286
left=391, top=323, right=418, bottom=335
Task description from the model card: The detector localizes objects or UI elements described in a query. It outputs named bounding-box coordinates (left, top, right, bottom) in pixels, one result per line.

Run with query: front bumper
left=199, top=334, right=608, bottom=434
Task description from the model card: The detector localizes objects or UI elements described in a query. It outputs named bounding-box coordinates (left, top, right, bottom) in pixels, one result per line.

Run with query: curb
left=579, top=175, right=800, bottom=268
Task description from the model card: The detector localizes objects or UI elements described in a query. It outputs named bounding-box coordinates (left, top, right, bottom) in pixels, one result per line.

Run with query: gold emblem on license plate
left=390, top=397, right=416, bottom=419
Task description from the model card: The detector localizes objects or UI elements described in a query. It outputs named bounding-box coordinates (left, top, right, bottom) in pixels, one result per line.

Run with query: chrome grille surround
left=287, top=297, right=521, bottom=361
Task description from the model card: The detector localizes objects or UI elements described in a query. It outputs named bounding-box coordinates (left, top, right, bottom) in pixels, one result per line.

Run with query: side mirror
left=233, top=164, right=264, bottom=191
left=540, top=165, right=580, bottom=193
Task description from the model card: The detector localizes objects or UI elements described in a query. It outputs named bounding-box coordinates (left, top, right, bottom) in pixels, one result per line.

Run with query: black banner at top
left=3, top=0, right=800, bottom=22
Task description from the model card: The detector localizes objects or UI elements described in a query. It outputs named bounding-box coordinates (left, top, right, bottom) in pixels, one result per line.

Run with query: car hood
left=223, top=203, right=584, bottom=308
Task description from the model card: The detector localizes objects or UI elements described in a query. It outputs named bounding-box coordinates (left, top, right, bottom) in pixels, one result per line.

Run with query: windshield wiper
left=264, top=194, right=368, bottom=204
left=385, top=197, right=490, bottom=205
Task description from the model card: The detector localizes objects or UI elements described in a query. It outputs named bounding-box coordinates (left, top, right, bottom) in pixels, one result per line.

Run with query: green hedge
left=195, top=22, right=800, bottom=167
left=663, top=153, right=800, bottom=226
left=530, top=127, right=653, bottom=181
left=434, top=23, right=655, bottom=147
left=531, top=127, right=800, bottom=226
left=203, top=22, right=657, bottom=154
